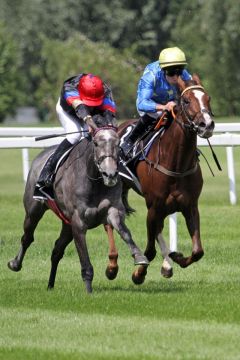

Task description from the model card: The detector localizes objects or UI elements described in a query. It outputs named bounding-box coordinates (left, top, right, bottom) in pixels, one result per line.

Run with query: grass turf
left=0, top=142, right=240, bottom=360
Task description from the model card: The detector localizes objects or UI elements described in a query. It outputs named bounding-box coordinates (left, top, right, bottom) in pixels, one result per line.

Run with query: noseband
left=179, top=85, right=212, bottom=133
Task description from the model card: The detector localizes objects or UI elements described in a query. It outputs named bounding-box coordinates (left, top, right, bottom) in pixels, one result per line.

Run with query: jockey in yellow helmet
left=121, top=47, right=192, bottom=159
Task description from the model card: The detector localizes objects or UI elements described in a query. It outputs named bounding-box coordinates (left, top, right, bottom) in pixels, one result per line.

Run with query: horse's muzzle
left=102, top=172, right=119, bottom=187
left=197, top=119, right=215, bottom=138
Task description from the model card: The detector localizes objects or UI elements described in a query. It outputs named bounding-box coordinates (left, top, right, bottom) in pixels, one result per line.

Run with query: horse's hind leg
left=170, top=206, right=204, bottom=268
left=8, top=201, right=47, bottom=272
left=48, top=222, right=72, bottom=289
left=156, top=233, right=173, bottom=278
left=104, top=224, right=119, bottom=280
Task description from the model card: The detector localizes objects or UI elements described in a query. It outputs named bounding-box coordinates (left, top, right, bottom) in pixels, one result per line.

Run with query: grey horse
left=8, top=119, right=148, bottom=293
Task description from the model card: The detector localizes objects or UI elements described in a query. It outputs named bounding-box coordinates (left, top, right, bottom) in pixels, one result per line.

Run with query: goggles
left=164, top=68, right=183, bottom=77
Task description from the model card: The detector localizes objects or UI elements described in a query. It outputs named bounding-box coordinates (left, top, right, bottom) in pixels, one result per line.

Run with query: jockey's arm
left=137, top=76, right=176, bottom=114
left=137, top=75, right=158, bottom=113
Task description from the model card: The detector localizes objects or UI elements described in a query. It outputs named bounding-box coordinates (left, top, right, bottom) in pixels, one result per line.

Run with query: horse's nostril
left=199, top=122, right=206, bottom=128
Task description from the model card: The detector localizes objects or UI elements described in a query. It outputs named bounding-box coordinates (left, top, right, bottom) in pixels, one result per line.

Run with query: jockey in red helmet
left=78, top=74, right=104, bottom=106
left=35, top=73, right=117, bottom=190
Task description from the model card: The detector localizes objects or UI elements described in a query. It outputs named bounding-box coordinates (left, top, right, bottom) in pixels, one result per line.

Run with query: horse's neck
left=159, top=120, right=197, bottom=171
left=85, top=145, right=99, bottom=178
left=69, top=140, right=99, bottom=178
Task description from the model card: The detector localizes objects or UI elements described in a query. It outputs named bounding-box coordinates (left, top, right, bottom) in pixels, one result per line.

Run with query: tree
left=0, top=22, right=23, bottom=122
left=34, top=33, right=143, bottom=121
left=165, top=0, right=240, bottom=116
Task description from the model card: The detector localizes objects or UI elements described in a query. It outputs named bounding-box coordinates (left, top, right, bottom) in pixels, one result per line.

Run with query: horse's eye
left=183, top=98, right=190, bottom=105
left=93, top=141, right=98, bottom=146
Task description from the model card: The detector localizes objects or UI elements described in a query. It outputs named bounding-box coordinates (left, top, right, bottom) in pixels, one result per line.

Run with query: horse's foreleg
left=48, top=223, right=72, bottom=290
left=8, top=203, right=46, bottom=272
left=144, top=207, right=159, bottom=261
left=156, top=233, right=173, bottom=278
left=104, top=224, right=119, bottom=280
left=72, top=221, right=94, bottom=294
left=108, top=209, right=148, bottom=265
left=170, top=206, right=204, bottom=268
left=108, top=208, right=149, bottom=285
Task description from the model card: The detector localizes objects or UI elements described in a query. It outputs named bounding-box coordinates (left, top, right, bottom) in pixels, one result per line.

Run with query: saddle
left=119, top=114, right=173, bottom=193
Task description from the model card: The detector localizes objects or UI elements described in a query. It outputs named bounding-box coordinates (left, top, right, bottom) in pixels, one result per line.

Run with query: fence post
left=22, top=148, right=30, bottom=183
left=169, top=213, right=177, bottom=251
left=226, top=146, right=237, bottom=205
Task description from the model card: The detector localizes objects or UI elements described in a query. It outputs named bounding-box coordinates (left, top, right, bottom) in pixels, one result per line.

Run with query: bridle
left=93, top=125, right=119, bottom=168
left=87, top=125, right=119, bottom=181
left=145, top=85, right=212, bottom=178
left=177, top=85, right=213, bottom=134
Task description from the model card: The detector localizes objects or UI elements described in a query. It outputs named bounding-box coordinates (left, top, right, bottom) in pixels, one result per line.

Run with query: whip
left=35, top=130, right=88, bottom=142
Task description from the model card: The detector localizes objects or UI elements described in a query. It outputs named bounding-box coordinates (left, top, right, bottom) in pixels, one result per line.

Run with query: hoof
left=105, top=265, right=119, bottom=280
left=169, top=252, right=188, bottom=267
left=134, top=254, right=149, bottom=266
left=7, top=259, right=22, bottom=272
left=47, top=285, right=54, bottom=291
left=132, top=266, right=147, bottom=285
left=161, top=266, right=173, bottom=278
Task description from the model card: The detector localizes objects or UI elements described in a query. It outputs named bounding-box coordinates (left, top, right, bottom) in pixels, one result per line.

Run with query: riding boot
left=120, top=115, right=156, bottom=159
left=36, top=139, right=72, bottom=188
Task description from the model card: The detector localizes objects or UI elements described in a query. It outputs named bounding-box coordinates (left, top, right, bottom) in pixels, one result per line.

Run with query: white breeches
left=56, top=99, right=89, bottom=145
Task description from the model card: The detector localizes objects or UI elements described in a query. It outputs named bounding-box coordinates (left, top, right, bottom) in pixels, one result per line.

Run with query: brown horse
left=106, top=74, right=215, bottom=284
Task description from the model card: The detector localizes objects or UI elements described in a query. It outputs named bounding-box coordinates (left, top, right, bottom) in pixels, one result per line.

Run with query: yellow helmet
left=159, top=47, right=187, bottom=68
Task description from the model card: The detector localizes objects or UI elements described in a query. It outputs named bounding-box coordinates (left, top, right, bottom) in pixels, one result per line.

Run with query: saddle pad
left=119, top=126, right=165, bottom=191
left=33, top=186, right=71, bottom=224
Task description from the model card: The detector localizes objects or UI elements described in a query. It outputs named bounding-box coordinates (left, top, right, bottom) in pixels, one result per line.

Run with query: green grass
left=0, top=143, right=240, bottom=360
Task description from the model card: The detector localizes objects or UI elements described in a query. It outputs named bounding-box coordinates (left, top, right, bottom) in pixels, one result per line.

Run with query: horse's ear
left=192, top=73, right=201, bottom=85
left=177, top=76, right=186, bottom=92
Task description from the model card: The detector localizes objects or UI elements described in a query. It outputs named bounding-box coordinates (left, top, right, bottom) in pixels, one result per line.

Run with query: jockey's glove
left=75, top=103, right=90, bottom=120
left=104, top=110, right=117, bottom=127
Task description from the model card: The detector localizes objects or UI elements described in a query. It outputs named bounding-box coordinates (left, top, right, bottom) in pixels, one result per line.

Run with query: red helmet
left=78, top=74, right=104, bottom=106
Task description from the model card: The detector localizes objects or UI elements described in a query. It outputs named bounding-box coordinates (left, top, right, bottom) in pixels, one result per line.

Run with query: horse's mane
left=178, top=73, right=202, bottom=91
left=93, top=113, right=118, bottom=128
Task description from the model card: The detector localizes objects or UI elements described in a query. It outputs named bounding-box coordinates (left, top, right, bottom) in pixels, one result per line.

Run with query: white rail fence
left=1, top=124, right=240, bottom=251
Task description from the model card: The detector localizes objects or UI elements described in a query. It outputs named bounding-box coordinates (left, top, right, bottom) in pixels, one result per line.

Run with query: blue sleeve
left=136, top=69, right=158, bottom=113
left=181, top=69, right=192, bottom=81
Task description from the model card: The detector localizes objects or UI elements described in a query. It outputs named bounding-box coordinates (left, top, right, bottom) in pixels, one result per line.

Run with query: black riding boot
left=121, top=115, right=156, bottom=159
left=37, top=139, right=72, bottom=187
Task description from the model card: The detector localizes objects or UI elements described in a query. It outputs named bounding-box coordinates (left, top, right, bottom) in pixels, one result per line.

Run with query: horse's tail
left=122, top=188, right=135, bottom=216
